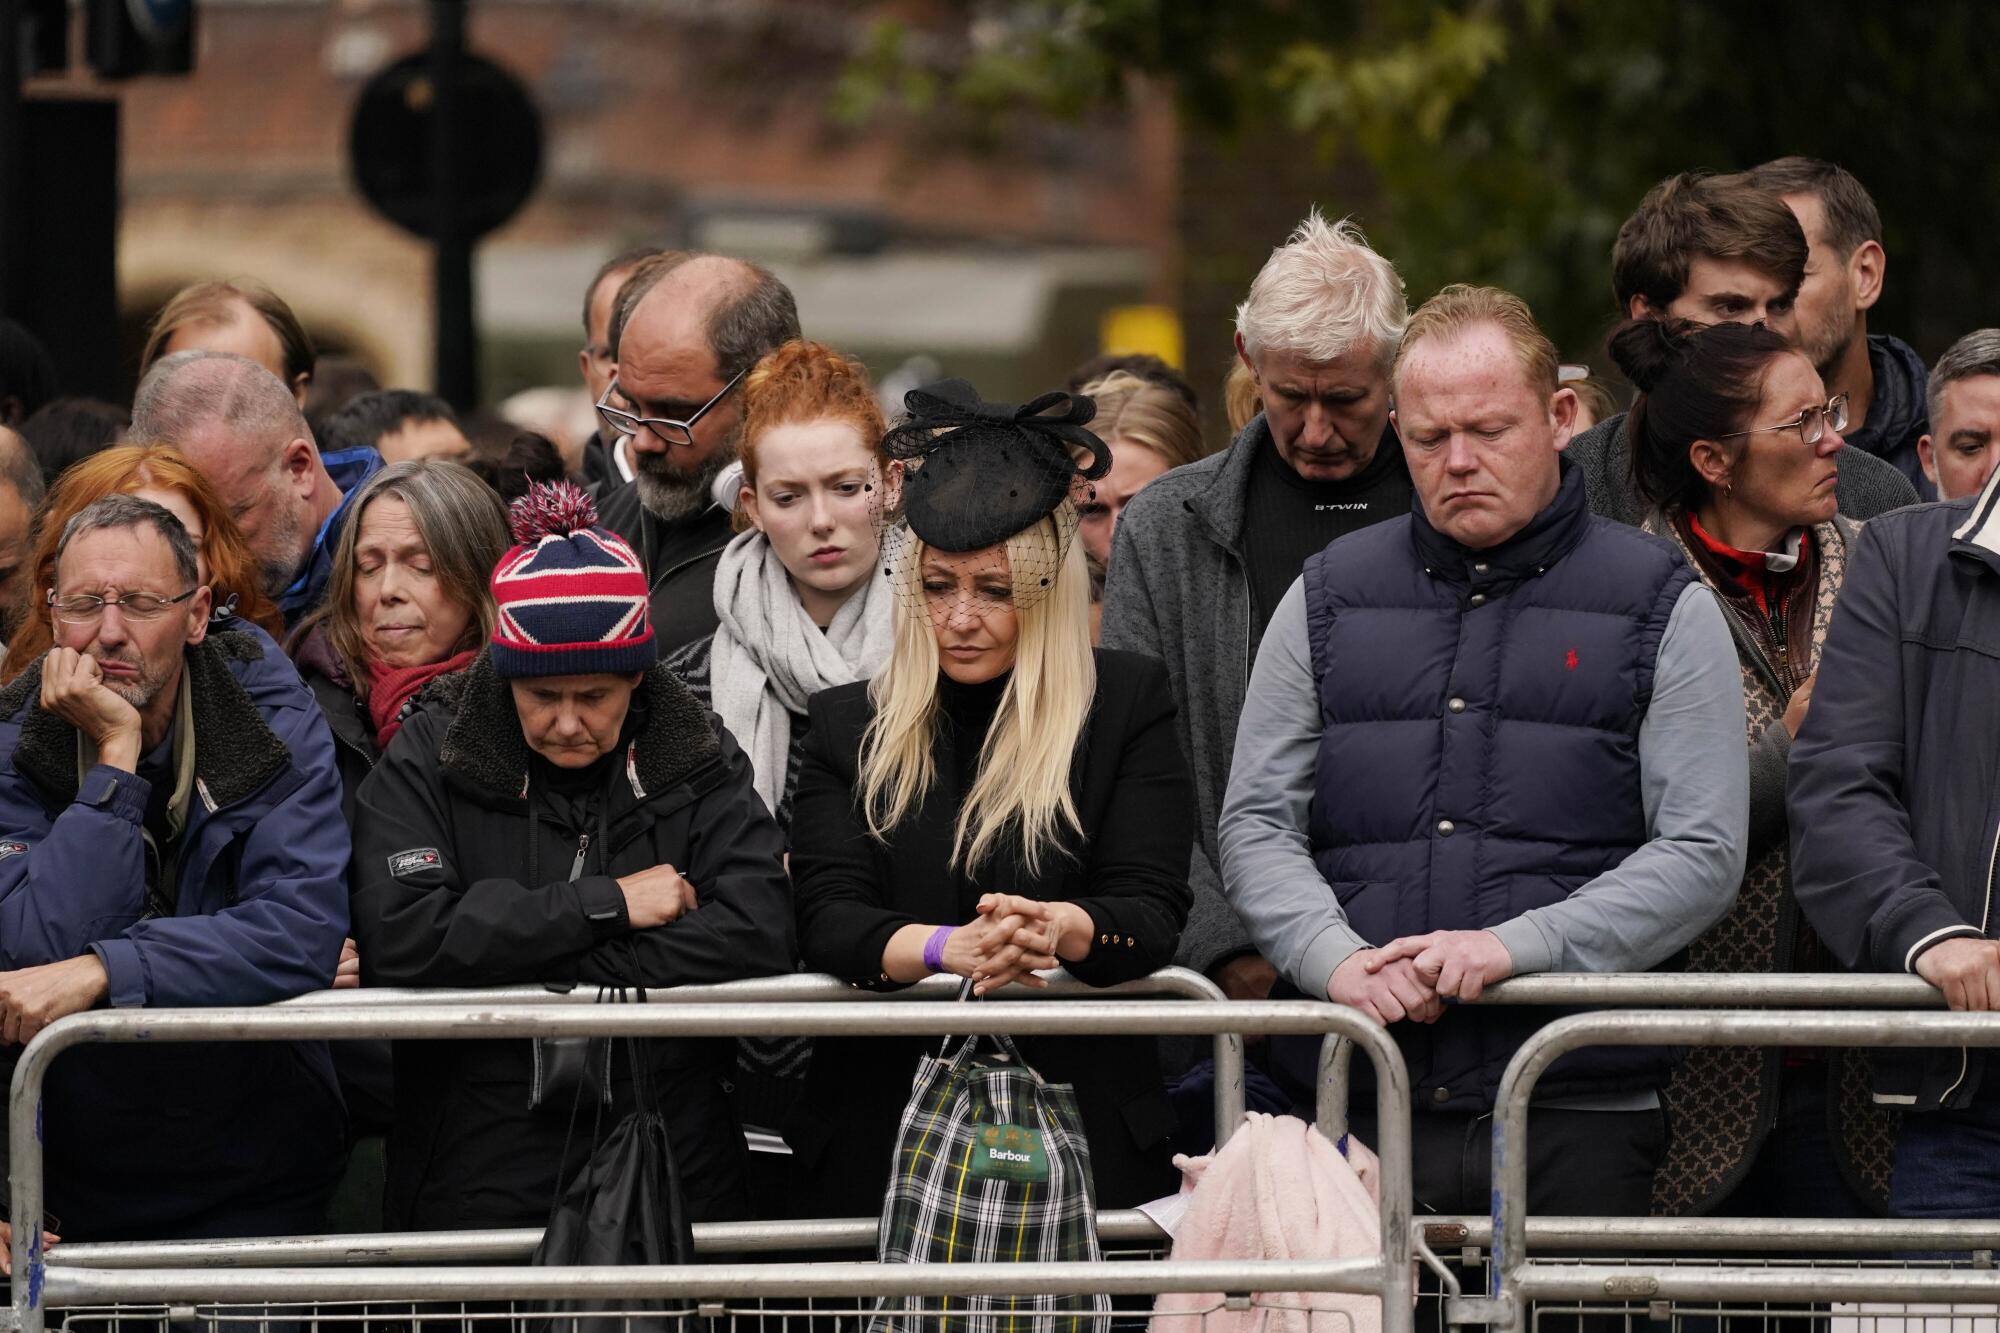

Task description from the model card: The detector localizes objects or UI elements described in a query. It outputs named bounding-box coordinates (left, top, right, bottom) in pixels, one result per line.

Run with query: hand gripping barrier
left=6, top=989, right=1417, bottom=1333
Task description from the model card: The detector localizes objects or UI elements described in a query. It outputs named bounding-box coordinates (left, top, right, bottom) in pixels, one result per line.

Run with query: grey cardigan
left=1100, top=418, right=1272, bottom=976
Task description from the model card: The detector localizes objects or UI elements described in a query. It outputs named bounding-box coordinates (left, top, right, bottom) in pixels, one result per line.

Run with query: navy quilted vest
left=1301, top=463, right=1694, bottom=1110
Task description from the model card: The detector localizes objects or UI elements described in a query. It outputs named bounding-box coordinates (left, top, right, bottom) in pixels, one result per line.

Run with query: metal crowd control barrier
left=1305, top=974, right=1975, bottom=1331
left=285, top=965, right=1250, bottom=1148
left=7, top=994, right=1414, bottom=1333
left=1476, top=1005, right=2000, bottom=1332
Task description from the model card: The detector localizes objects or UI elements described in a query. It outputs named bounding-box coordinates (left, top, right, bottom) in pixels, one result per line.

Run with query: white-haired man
left=1101, top=210, right=1413, bottom=1010
left=130, top=350, right=382, bottom=627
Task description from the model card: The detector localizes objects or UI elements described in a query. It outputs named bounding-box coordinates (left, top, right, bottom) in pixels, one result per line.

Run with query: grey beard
left=635, top=447, right=733, bottom=523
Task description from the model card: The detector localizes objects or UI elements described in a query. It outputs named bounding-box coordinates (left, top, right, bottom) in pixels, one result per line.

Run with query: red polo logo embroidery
left=1564, top=648, right=1579, bottom=672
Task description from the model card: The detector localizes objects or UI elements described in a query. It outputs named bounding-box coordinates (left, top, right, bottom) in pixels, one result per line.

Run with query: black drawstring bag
left=528, top=984, right=696, bottom=1333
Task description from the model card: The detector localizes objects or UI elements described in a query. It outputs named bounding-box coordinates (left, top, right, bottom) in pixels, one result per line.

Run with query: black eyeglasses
left=47, top=587, right=200, bottom=625
left=1716, top=394, right=1850, bottom=448
left=595, top=369, right=747, bottom=450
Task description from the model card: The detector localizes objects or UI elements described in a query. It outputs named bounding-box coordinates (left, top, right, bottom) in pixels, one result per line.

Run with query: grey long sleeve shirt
left=1219, top=577, right=1750, bottom=1002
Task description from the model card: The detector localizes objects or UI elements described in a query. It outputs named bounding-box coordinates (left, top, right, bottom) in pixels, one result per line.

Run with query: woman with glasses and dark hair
left=1610, top=316, right=1890, bottom=1223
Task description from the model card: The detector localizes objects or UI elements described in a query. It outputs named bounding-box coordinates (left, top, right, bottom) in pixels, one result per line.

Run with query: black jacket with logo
left=349, top=651, right=794, bottom=1229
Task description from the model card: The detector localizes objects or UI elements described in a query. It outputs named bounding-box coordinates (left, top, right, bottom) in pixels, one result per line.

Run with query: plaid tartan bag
left=870, top=1026, right=1108, bottom=1333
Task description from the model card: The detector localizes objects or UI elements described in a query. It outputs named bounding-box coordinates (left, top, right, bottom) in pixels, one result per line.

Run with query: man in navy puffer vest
left=1221, top=285, right=1748, bottom=1217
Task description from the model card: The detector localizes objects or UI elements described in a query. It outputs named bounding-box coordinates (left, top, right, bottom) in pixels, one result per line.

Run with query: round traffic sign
left=350, top=49, right=543, bottom=242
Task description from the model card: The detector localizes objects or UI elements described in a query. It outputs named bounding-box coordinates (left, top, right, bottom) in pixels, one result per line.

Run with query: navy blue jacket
left=0, top=626, right=350, bottom=1239
left=1298, top=464, right=1693, bottom=1107
left=1792, top=486, right=2000, bottom=1110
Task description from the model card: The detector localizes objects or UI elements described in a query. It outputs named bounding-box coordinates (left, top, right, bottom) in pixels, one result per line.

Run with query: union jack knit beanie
left=489, top=481, right=656, bottom=679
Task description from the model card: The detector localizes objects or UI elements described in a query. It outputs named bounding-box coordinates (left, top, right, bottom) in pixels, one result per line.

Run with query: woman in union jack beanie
left=346, top=479, right=794, bottom=1234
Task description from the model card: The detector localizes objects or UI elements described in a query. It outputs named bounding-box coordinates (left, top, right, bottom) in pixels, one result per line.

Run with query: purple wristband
left=923, top=925, right=956, bottom=974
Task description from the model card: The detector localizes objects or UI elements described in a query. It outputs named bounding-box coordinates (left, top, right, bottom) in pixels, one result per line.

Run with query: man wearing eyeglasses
left=1567, top=170, right=1918, bottom=528
left=0, top=495, right=349, bottom=1244
left=592, top=253, right=803, bottom=658
left=575, top=246, right=669, bottom=496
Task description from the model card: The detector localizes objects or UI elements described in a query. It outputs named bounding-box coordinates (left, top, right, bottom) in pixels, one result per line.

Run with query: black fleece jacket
left=349, top=651, right=793, bottom=1228
left=786, top=648, right=1195, bottom=1211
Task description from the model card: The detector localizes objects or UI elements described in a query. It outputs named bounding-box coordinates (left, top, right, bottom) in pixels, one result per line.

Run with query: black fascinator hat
left=881, top=378, right=1112, bottom=554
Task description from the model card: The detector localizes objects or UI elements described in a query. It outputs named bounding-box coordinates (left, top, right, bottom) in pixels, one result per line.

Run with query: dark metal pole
left=429, top=0, right=476, bottom=411
left=0, top=0, right=25, bottom=318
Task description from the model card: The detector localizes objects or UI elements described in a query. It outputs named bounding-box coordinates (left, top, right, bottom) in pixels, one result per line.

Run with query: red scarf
left=367, top=650, right=477, bottom=751
left=1686, top=513, right=1810, bottom=617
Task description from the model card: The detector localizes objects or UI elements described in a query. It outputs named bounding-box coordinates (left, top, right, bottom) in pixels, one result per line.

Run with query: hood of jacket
left=1846, top=334, right=1930, bottom=466
left=0, top=629, right=294, bottom=814
left=424, top=648, right=721, bottom=805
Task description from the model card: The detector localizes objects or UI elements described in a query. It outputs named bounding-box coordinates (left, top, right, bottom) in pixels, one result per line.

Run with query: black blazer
left=787, top=648, right=1195, bottom=1211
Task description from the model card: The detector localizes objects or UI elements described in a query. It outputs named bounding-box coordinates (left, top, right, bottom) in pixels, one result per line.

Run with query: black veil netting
left=875, top=378, right=1111, bottom=617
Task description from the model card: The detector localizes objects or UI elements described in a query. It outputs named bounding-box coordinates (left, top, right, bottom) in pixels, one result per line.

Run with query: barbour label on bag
left=967, top=1123, right=1051, bottom=1184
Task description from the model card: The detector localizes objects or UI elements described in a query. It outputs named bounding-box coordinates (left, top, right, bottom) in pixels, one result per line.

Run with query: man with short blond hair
left=1222, top=284, right=1747, bottom=1217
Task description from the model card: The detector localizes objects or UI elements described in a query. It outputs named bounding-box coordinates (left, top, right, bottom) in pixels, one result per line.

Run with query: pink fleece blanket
left=1150, top=1112, right=1382, bottom=1333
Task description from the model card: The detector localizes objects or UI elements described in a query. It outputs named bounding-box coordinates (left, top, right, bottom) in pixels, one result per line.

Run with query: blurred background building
left=26, top=0, right=1179, bottom=433
left=14, top=0, right=2000, bottom=449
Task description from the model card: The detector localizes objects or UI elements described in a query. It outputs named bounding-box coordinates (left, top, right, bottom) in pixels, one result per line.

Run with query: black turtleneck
left=935, top=669, right=1008, bottom=788
left=1241, top=424, right=1413, bottom=645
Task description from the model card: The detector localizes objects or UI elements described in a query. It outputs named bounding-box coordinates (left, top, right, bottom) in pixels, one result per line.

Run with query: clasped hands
left=1326, top=929, right=1514, bottom=1027
left=948, top=893, right=1092, bottom=996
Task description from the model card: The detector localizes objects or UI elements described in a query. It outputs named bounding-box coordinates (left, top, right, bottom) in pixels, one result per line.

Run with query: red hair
left=737, top=340, right=887, bottom=498
left=2, top=446, right=283, bottom=683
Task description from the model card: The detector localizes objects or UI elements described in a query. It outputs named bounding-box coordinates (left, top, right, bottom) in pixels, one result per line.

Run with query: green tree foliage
left=840, top=1, right=2000, bottom=364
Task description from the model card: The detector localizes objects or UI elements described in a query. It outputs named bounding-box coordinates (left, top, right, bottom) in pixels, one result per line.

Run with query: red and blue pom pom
left=507, top=480, right=599, bottom=544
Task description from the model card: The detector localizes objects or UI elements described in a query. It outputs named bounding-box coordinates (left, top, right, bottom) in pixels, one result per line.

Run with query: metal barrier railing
left=1477, top=1007, right=2000, bottom=1331
left=1315, top=970, right=1945, bottom=1142
left=1303, top=974, right=1991, bottom=1330
left=6, top=995, right=1414, bottom=1333
left=286, top=966, right=1248, bottom=1146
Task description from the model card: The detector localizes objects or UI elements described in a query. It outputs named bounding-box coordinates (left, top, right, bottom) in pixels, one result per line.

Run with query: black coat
left=787, top=649, right=1194, bottom=1212
left=596, top=483, right=733, bottom=660
left=350, top=651, right=795, bottom=1230
left=1791, top=493, right=2000, bottom=1109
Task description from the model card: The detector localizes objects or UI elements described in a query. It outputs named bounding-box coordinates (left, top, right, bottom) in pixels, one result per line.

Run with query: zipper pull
left=569, top=832, right=591, bottom=881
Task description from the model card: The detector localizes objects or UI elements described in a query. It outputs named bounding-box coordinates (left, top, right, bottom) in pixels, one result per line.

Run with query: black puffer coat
left=350, top=651, right=794, bottom=1230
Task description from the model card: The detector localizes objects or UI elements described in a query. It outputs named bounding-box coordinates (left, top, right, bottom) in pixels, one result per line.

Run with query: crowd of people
left=0, top=153, right=1999, bottom=1261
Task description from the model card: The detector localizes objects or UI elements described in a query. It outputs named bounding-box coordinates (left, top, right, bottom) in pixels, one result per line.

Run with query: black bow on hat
left=882, top=378, right=1112, bottom=553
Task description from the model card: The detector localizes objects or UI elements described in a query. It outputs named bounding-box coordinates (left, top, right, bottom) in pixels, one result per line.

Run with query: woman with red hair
left=1, top=446, right=282, bottom=683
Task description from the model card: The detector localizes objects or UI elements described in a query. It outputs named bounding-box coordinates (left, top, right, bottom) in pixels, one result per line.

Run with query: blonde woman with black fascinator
left=787, top=378, right=1196, bottom=1215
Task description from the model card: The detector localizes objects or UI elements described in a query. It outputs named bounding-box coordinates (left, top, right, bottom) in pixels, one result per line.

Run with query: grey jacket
left=1567, top=412, right=1918, bottom=527
left=1099, top=416, right=1272, bottom=976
